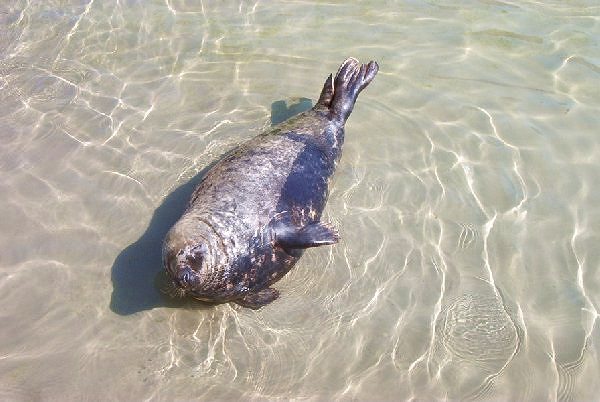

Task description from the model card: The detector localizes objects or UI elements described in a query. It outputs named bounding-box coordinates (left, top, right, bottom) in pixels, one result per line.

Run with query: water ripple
left=1, top=0, right=600, bottom=400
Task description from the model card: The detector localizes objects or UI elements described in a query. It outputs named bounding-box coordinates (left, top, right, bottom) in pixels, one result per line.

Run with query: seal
left=163, top=58, right=379, bottom=309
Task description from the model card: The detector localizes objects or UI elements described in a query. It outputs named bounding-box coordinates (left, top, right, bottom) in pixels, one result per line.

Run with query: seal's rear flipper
left=322, top=58, right=378, bottom=123
left=235, top=288, right=280, bottom=309
left=273, top=221, right=339, bottom=249
left=317, top=74, right=334, bottom=108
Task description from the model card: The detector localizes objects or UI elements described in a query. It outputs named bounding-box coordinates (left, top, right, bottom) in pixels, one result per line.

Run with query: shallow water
left=1, top=1, right=599, bottom=400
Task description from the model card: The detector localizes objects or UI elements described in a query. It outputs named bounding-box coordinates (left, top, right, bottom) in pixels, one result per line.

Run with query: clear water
left=1, top=1, right=599, bottom=400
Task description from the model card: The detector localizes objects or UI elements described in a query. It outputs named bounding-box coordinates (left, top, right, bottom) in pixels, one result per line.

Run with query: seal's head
left=163, top=244, right=206, bottom=297
left=162, top=224, right=210, bottom=298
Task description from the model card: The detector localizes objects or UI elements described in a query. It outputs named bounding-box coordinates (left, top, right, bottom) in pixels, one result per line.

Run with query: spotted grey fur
left=163, top=58, right=378, bottom=309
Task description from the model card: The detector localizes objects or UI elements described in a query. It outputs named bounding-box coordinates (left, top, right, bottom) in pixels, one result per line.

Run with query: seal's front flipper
left=274, top=221, right=339, bottom=249
left=235, top=288, right=280, bottom=309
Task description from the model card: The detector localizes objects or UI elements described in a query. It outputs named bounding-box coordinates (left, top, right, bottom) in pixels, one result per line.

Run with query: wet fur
left=163, top=58, right=378, bottom=309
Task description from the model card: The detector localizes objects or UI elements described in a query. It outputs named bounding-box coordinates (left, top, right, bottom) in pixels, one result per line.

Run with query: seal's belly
left=187, top=228, right=302, bottom=301
left=228, top=244, right=301, bottom=294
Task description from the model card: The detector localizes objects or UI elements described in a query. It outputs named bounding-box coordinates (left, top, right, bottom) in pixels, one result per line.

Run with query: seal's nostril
left=178, top=270, right=192, bottom=288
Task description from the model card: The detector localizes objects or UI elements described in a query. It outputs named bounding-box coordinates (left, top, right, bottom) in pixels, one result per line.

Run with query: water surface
left=1, top=1, right=599, bottom=400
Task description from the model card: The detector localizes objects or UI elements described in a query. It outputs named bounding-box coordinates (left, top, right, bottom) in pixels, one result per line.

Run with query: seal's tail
left=317, top=58, right=379, bottom=122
